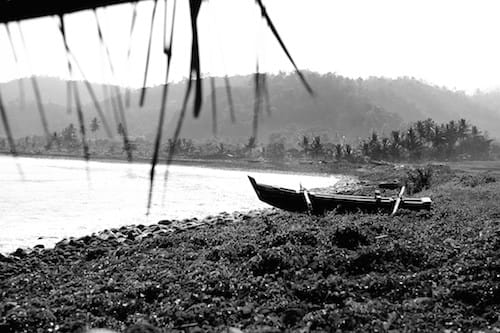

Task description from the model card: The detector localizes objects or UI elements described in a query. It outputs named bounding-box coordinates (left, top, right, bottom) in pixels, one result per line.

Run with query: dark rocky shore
left=1, top=169, right=500, bottom=332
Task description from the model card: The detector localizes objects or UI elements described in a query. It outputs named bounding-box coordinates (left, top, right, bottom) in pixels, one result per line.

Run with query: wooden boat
left=248, top=176, right=431, bottom=214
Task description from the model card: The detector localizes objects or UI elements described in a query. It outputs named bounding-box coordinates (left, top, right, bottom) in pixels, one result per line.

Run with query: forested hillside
left=1, top=73, right=499, bottom=143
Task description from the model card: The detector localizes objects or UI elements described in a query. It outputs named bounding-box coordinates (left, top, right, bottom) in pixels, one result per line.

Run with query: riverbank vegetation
left=1, top=118, right=498, bottom=165
left=1, top=166, right=499, bottom=332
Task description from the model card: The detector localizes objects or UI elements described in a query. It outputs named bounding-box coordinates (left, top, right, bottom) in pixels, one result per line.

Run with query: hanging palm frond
left=210, top=76, right=217, bottom=136
left=94, top=10, right=133, bottom=161
left=252, top=62, right=262, bottom=140
left=58, top=15, right=90, bottom=160
left=0, top=89, right=18, bottom=156
left=189, top=0, right=203, bottom=118
left=261, top=73, right=271, bottom=117
left=17, top=24, right=52, bottom=147
left=4, top=25, right=25, bottom=110
left=139, top=0, right=158, bottom=107
left=254, top=0, right=313, bottom=95
left=125, top=1, right=139, bottom=108
left=224, top=75, right=236, bottom=123
left=56, top=15, right=113, bottom=138
left=147, top=0, right=177, bottom=214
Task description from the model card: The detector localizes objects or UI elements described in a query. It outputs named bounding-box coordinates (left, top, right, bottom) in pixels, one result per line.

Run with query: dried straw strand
left=146, top=0, right=177, bottom=214
left=139, top=0, right=158, bottom=107
left=254, top=0, right=313, bottom=95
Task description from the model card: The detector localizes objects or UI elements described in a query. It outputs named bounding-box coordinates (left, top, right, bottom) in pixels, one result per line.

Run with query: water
left=0, top=156, right=345, bottom=253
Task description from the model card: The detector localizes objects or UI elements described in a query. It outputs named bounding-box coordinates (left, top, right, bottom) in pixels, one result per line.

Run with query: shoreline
left=6, top=151, right=498, bottom=179
left=0, top=151, right=343, bottom=176
left=2, top=151, right=478, bottom=258
left=0, top=160, right=454, bottom=257
left=0, top=152, right=363, bottom=255
left=1, top=170, right=499, bottom=331
left=1, top=152, right=464, bottom=256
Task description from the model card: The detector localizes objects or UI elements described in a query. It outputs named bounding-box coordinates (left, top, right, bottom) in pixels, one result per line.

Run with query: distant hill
left=360, top=77, right=500, bottom=134
left=0, top=76, right=117, bottom=106
left=1, top=73, right=500, bottom=142
left=471, top=90, right=500, bottom=116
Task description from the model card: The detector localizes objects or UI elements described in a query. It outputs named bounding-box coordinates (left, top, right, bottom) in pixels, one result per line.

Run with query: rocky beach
left=1, top=165, right=500, bottom=332
left=2, top=0, right=500, bottom=331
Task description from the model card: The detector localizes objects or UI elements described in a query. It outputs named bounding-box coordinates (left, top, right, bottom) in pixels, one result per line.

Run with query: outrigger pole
left=390, top=186, right=406, bottom=216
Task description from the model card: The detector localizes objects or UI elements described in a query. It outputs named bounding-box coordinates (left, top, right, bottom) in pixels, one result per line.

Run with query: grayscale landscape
left=1, top=1, right=500, bottom=332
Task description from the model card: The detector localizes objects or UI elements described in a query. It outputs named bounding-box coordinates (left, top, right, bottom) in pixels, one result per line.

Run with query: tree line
left=0, top=118, right=497, bottom=162
left=262, top=118, right=495, bottom=162
left=358, top=118, right=493, bottom=161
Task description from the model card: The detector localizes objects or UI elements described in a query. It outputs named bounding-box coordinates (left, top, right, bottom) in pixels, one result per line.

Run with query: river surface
left=0, top=156, right=346, bottom=253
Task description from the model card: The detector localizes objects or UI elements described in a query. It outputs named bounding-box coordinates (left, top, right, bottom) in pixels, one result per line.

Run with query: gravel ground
left=1, top=170, right=499, bottom=332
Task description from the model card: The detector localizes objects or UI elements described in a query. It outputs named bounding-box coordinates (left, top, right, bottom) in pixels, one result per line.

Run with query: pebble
left=227, top=328, right=245, bottom=333
left=148, top=225, right=160, bottom=233
left=6, top=210, right=252, bottom=260
left=0, top=253, right=14, bottom=263
left=12, top=248, right=27, bottom=258
left=403, top=297, right=434, bottom=310
left=240, top=304, right=254, bottom=317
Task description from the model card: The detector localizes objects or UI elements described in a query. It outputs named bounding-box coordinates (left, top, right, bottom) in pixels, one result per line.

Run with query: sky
left=1, top=0, right=500, bottom=92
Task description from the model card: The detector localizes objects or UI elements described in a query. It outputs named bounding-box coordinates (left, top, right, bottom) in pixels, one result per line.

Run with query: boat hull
left=248, top=176, right=308, bottom=212
left=248, top=176, right=431, bottom=214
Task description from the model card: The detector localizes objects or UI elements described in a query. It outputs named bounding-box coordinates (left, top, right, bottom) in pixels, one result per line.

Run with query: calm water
left=0, top=156, right=344, bottom=253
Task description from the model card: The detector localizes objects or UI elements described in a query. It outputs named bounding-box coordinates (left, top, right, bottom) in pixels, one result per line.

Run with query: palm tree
left=390, top=130, right=402, bottom=160
left=403, top=127, right=422, bottom=161
left=381, top=137, right=390, bottom=160
left=458, top=118, right=469, bottom=141
left=90, top=117, right=100, bottom=135
left=444, top=121, right=459, bottom=158
left=62, top=123, right=78, bottom=150
left=431, top=125, right=446, bottom=158
left=117, top=123, right=125, bottom=137
left=415, top=120, right=426, bottom=142
left=310, top=136, right=324, bottom=158
left=422, top=118, right=436, bottom=143
left=344, top=144, right=353, bottom=160
left=334, top=144, right=343, bottom=160
left=368, top=132, right=382, bottom=160
left=298, top=136, right=310, bottom=156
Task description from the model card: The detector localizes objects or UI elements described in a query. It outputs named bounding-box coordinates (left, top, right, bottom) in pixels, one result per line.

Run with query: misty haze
left=1, top=1, right=500, bottom=333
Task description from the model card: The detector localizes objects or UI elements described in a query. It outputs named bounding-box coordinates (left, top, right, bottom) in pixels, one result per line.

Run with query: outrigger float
left=248, top=176, right=431, bottom=215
